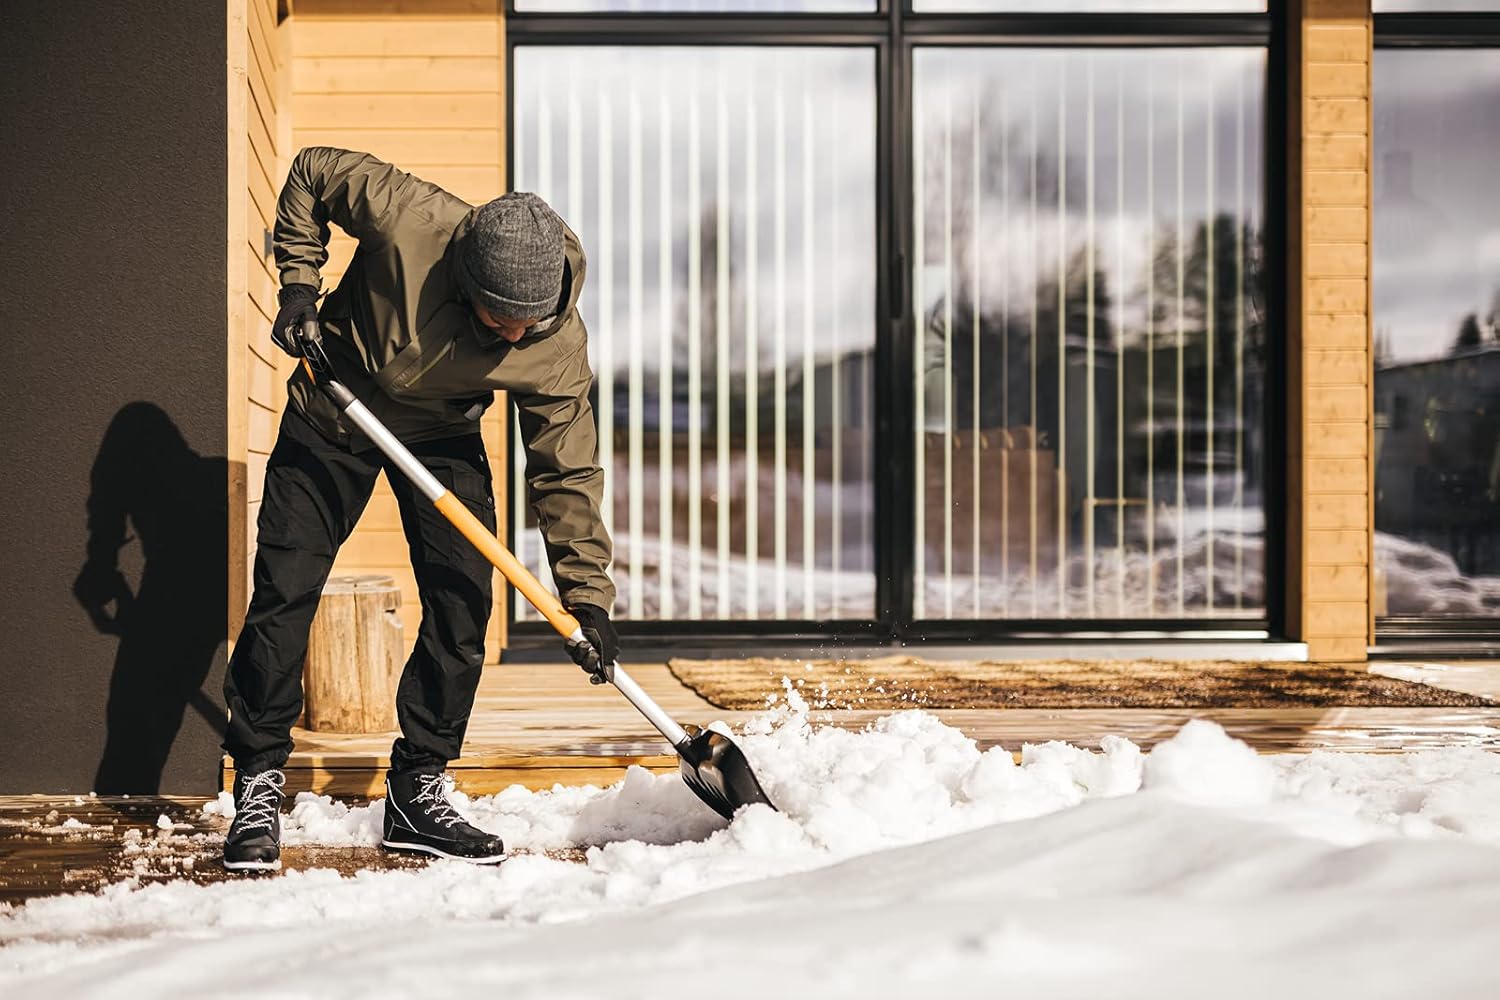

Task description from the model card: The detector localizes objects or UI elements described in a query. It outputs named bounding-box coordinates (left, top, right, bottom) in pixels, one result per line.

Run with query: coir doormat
left=667, top=656, right=1500, bottom=711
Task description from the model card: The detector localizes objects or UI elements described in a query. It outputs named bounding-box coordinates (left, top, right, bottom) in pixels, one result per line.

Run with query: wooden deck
left=224, top=660, right=1500, bottom=797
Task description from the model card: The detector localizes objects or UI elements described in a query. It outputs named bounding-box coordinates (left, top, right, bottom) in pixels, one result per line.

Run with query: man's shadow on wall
left=73, top=402, right=228, bottom=794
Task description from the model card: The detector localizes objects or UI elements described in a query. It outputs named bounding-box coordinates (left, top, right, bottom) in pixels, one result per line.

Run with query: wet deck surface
left=262, top=660, right=1500, bottom=796
left=0, top=795, right=583, bottom=905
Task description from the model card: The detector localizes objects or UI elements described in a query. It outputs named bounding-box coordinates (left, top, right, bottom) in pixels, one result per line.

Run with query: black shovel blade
left=676, top=725, right=776, bottom=821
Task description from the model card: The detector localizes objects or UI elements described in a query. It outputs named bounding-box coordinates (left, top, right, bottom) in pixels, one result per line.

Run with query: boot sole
left=381, top=838, right=506, bottom=865
left=222, top=858, right=282, bottom=872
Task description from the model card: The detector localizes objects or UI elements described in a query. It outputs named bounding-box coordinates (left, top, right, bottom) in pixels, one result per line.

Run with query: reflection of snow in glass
left=521, top=525, right=1266, bottom=621
left=1377, top=532, right=1500, bottom=616
left=514, top=524, right=1500, bottom=623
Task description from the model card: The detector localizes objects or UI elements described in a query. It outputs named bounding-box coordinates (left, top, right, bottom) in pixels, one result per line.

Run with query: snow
left=1141, top=717, right=1277, bottom=807
left=4, top=697, right=1500, bottom=998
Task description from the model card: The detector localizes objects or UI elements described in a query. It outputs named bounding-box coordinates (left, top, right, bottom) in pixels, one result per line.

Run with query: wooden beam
left=1286, top=1, right=1374, bottom=662
left=228, top=0, right=251, bottom=646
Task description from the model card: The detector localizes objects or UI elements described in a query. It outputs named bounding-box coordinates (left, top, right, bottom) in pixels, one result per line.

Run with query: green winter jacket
left=274, top=146, right=614, bottom=611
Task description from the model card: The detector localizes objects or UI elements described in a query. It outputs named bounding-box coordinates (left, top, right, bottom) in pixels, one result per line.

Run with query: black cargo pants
left=223, top=407, right=495, bottom=775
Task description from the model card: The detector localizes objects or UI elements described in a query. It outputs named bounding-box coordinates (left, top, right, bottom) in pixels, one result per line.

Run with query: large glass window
left=912, top=47, right=1268, bottom=619
left=516, top=1, right=875, bottom=11
left=507, top=4, right=1271, bottom=635
left=912, top=2, right=1265, bottom=10
left=511, top=47, right=878, bottom=621
left=1373, top=49, right=1500, bottom=619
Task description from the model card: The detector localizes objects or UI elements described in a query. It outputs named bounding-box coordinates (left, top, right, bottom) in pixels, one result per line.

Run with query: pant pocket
left=257, top=465, right=337, bottom=556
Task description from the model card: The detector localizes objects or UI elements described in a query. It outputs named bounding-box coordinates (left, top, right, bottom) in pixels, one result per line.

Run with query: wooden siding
left=290, top=2, right=508, bottom=662
left=229, top=0, right=288, bottom=645
left=1287, top=1, right=1374, bottom=661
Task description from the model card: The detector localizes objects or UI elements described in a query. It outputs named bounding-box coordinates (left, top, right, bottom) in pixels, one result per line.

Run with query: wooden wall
left=229, top=0, right=291, bottom=643
left=289, top=0, right=509, bottom=662
left=1286, top=0, right=1375, bottom=661
left=229, top=0, right=1382, bottom=665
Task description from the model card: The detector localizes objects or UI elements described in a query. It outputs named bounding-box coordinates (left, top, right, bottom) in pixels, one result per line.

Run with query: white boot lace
left=411, top=773, right=467, bottom=829
left=232, top=769, right=285, bottom=834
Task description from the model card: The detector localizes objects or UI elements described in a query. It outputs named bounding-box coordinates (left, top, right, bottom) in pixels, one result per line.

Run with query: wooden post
left=303, top=574, right=403, bottom=733
left=1286, top=0, right=1375, bottom=662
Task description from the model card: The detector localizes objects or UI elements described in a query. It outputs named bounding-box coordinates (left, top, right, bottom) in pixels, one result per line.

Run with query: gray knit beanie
left=457, top=192, right=566, bottom=320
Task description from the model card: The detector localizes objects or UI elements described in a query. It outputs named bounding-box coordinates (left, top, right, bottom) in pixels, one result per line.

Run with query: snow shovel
left=295, top=319, right=775, bottom=821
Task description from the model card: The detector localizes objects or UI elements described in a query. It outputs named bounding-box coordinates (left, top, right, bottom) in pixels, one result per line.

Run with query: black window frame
left=503, top=0, right=1285, bottom=653
left=1372, top=7, right=1500, bottom=647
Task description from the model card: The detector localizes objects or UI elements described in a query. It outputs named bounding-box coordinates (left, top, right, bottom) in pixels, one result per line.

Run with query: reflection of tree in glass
left=1453, top=313, right=1484, bottom=354
left=1148, top=213, right=1266, bottom=365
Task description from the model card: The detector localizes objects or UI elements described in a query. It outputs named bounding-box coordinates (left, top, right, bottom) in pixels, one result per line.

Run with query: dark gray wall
left=0, top=2, right=229, bottom=794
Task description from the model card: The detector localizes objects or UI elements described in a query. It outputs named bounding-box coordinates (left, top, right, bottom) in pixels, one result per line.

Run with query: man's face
left=472, top=302, right=538, bottom=344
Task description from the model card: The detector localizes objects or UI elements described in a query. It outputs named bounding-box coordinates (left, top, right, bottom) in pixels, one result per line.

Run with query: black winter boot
left=223, top=768, right=286, bottom=872
left=382, top=770, right=506, bottom=864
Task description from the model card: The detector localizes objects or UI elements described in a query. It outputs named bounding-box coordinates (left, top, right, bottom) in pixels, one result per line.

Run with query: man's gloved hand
left=271, top=283, right=320, bottom=357
left=565, top=604, right=618, bottom=684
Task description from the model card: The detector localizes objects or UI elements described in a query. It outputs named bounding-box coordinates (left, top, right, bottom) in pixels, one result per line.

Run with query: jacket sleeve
left=273, top=146, right=419, bottom=290
left=513, top=329, right=616, bottom=613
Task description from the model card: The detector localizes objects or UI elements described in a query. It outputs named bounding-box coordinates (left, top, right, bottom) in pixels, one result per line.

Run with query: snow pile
left=1142, top=717, right=1276, bottom=807
left=5, top=700, right=1500, bottom=998
left=196, top=693, right=1153, bottom=859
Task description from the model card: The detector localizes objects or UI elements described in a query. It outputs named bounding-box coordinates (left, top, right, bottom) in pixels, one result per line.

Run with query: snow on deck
left=4, top=697, right=1500, bottom=999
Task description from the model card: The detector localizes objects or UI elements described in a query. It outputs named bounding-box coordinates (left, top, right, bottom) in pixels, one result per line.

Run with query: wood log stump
left=303, top=574, right=403, bottom=733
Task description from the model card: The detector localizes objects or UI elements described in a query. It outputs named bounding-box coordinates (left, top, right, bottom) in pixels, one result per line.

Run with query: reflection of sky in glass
left=516, top=1, right=873, bottom=10
left=1374, top=50, right=1500, bottom=363
left=913, top=48, right=1265, bottom=353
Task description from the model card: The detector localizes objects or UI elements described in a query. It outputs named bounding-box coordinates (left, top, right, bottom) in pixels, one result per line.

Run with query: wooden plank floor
left=226, top=660, right=1500, bottom=797
left=0, top=795, right=588, bottom=904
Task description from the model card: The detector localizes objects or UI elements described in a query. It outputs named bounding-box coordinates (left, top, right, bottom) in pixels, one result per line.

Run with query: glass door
left=909, top=45, right=1270, bottom=621
left=510, top=45, right=878, bottom=622
left=506, top=2, right=1275, bottom=637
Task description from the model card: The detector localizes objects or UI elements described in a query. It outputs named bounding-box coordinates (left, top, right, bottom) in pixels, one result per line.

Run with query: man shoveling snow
left=222, top=147, right=619, bottom=871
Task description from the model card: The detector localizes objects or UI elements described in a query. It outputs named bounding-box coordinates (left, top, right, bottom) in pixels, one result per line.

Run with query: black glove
left=565, top=604, right=618, bottom=684
left=271, top=283, right=320, bottom=357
